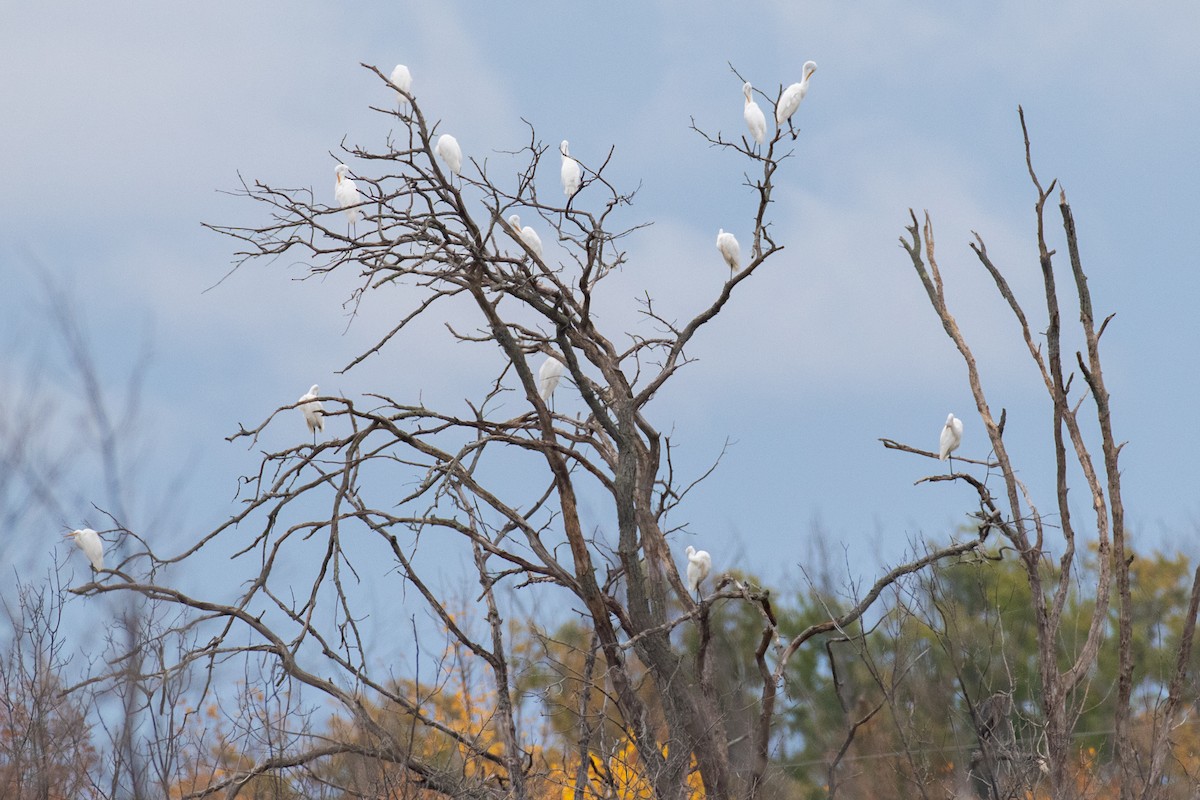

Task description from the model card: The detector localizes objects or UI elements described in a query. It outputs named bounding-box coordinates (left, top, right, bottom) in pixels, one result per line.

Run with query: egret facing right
left=939, top=413, right=963, bottom=471
left=65, top=528, right=104, bottom=572
left=299, top=385, right=325, bottom=442
left=776, top=61, right=818, bottom=131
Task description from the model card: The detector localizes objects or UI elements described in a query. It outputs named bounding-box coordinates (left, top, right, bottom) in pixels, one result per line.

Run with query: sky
left=2, top=1, right=1199, bottom=634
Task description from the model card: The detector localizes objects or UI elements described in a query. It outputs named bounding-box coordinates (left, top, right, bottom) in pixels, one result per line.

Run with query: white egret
left=334, top=164, right=362, bottom=237
left=685, top=545, right=712, bottom=598
left=508, top=214, right=543, bottom=259
left=65, top=528, right=104, bottom=572
left=939, top=412, right=963, bottom=470
left=716, top=229, right=741, bottom=275
left=560, top=140, right=582, bottom=198
left=538, top=356, right=565, bottom=406
left=436, top=134, right=462, bottom=176
left=743, top=82, right=767, bottom=145
left=299, top=385, right=325, bottom=441
left=389, top=64, right=412, bottom=106
left=775, top=60, right=818, bottom=126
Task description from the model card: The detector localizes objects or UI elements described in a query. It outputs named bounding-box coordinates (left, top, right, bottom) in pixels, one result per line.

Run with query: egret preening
left=776, top=60, right=818, bottom=128
left=560, top=140, right=582, bottom=199
left=436, top=134, right=462, bottom=176
left=389, top=64, right=412, bottom=106
left=538, top=356, right=565, bottom=407
left=334, top=164, right=362, bottom=237
left=508, top=214, right=543, bottom=259
left=65, top=528, right=104, bottom=572
left=685, top=545, right=712, bottom=598
left=743, top=82, right=767, bottom=145
left=299, top=384, right=325, bottom=442
left=939, top=412, right=963, bottom=471
left=716, top=229, right=741, bottom=275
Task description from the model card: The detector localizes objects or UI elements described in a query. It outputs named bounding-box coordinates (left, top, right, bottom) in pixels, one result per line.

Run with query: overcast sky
left=2, top=1, right=1199, bottom=619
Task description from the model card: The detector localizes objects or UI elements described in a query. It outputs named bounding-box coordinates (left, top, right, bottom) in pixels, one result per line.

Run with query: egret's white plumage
left=939, top=413, right=963, bottom=461
left=334, top=164, right=362, bottom=228
left=538, top=357, right=565, bottom=404
left=685, top=545, right=712, bottom=597
left=436, top=134, right=462, bottom=175
left=66, top=528, right=104, bottom=572
left=716, top=229, right=741, bottom=274
left=389, top=64, right=412, bottom=105
left=743, top=82, right=767, bottom=144
left=775, top=61, right=818, bottom=125
left=560, top=140, right=582, bottom=198
left=508, top=215, right=544, bottom=259
left=299, top=385, right=325, bottom=436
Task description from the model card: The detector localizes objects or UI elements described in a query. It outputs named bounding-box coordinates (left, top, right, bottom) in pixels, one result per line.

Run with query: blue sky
left=2, top=1, right=1199, bottom=622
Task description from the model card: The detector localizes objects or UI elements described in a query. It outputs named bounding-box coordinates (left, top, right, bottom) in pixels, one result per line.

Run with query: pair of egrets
left=740, top=60, right=818, bottom=145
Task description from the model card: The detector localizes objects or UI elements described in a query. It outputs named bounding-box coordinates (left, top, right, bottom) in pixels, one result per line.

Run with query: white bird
left=65, top=528, right=104, bottom=572
left=299, top=384, right=325, bottom=439
left=939, top=413, right=964, bottom=468
left=716, top=229, right=741, bottom=275
left=436, top=134, right=462, bottom=176
left=743, top=82, right=767, bottom=144
left=389, top=64, right=412, bottom=106
left=560, top=140, right=582, bottom=198
left=776, top=60, right=818, bottom=126
left=538, top=356, right=565, bottom=406
left=685, top=545, right=712, bottom=598
left=508, top=214, right=543, bottom=259
left=334, top=164, right=362, bottom=235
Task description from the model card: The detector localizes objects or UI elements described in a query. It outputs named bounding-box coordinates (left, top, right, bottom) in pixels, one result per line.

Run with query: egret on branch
left=743, top=82, right=767, bottom=145
left=939, top=413, right=963, bottom=471
left=508, top=214, right=543, bottom=259
left=776, top=61, right=818, bottom=129
left=538, top=356, right=565, bottom=407
left=560, top=140, right=582, bottom=199
left=436, top=134, right=462, bottom=176
left=299, top=385, right=325, bottom=442
left=334, top=164, right=361, bottom=238
left=685, top=545, right=712, bottom=599
left=716, top=229, right=741, bottom=275
left=389, top=64, right=412, bottom=106
left=65, top=528, right=104, bottom=572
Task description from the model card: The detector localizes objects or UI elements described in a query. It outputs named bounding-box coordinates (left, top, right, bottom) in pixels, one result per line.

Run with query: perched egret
left=299, top=385, right=325, bottom=441
left=939, top=413, right=963, bottom=470
left=743, top=82, right=767, bottom=145
left=685, top=545, right=712, bottom=598
left=65, top=528, right=104, bottom=572
left=560, top=140, right=582, bottom=198
left=389, top=64, right=412, bottom=106
left=334, top=164, right=362, bottom=237
left=538, top=356, right=565, bottom=406
left=716, top=229, right=741, bottom=275
left=508, top=214, right=543, bottom=259
left=776, top=61, right=818, bottom=126
left=436, top=134, right=462, bottom=176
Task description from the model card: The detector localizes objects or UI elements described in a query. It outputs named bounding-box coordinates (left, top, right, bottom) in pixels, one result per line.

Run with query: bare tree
left=49, top=64, right=999, bottom=799
left=885, top=107, right=1200, bottom=800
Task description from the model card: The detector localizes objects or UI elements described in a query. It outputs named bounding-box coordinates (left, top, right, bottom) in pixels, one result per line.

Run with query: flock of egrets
left=66, top=59, right=964, bottom=603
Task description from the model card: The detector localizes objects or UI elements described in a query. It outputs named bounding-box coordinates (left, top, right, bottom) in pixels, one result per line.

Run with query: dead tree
left=66, top=64, right=987, bottom=799
left=888, top=108, right=1200, bottom=800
